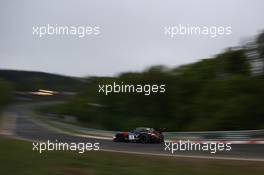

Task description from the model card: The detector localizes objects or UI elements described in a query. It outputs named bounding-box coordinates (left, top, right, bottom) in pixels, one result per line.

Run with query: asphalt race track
left=3, top=103, right=264, bottom=162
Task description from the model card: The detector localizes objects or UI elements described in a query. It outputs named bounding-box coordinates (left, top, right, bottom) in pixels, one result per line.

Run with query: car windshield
left=134, top=127, right=154, bottom=132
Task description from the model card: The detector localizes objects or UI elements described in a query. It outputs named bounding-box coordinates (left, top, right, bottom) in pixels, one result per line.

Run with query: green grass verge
left=29, top=111, right=115, bottom=138
left=1, top=137, right=264, bottom=175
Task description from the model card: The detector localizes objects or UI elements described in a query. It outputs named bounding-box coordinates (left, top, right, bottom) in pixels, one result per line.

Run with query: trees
left=47, top=32, right=264, bottom=131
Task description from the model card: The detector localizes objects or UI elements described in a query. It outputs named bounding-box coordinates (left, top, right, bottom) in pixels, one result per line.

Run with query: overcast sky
left=1, top=0, right=264, bottom=77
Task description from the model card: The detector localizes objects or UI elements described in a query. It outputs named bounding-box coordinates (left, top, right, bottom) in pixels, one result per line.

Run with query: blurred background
left=1, top=33, right=264, bottom=131
left=1, top=0, right=264, bottom=175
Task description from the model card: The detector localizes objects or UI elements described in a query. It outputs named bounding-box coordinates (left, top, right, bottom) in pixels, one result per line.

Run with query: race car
left=113, top=127, right=166, bottom=143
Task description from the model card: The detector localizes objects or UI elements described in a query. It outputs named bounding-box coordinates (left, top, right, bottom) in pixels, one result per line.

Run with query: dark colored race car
left=113, top=127, right=166, bottom=143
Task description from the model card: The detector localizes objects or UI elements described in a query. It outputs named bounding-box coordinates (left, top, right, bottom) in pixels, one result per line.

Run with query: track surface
left=3, top=103, right=264, bottom=161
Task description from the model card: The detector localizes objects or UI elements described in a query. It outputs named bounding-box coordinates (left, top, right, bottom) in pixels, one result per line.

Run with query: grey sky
left=1, top=0, right=264, bottom=77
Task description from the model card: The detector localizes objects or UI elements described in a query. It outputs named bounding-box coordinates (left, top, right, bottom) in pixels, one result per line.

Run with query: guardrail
left=44, top=118, right=264, bottom=140
left=164, top=130, right=264, bottom=140
left=20, top=102, right=264, bottom=141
